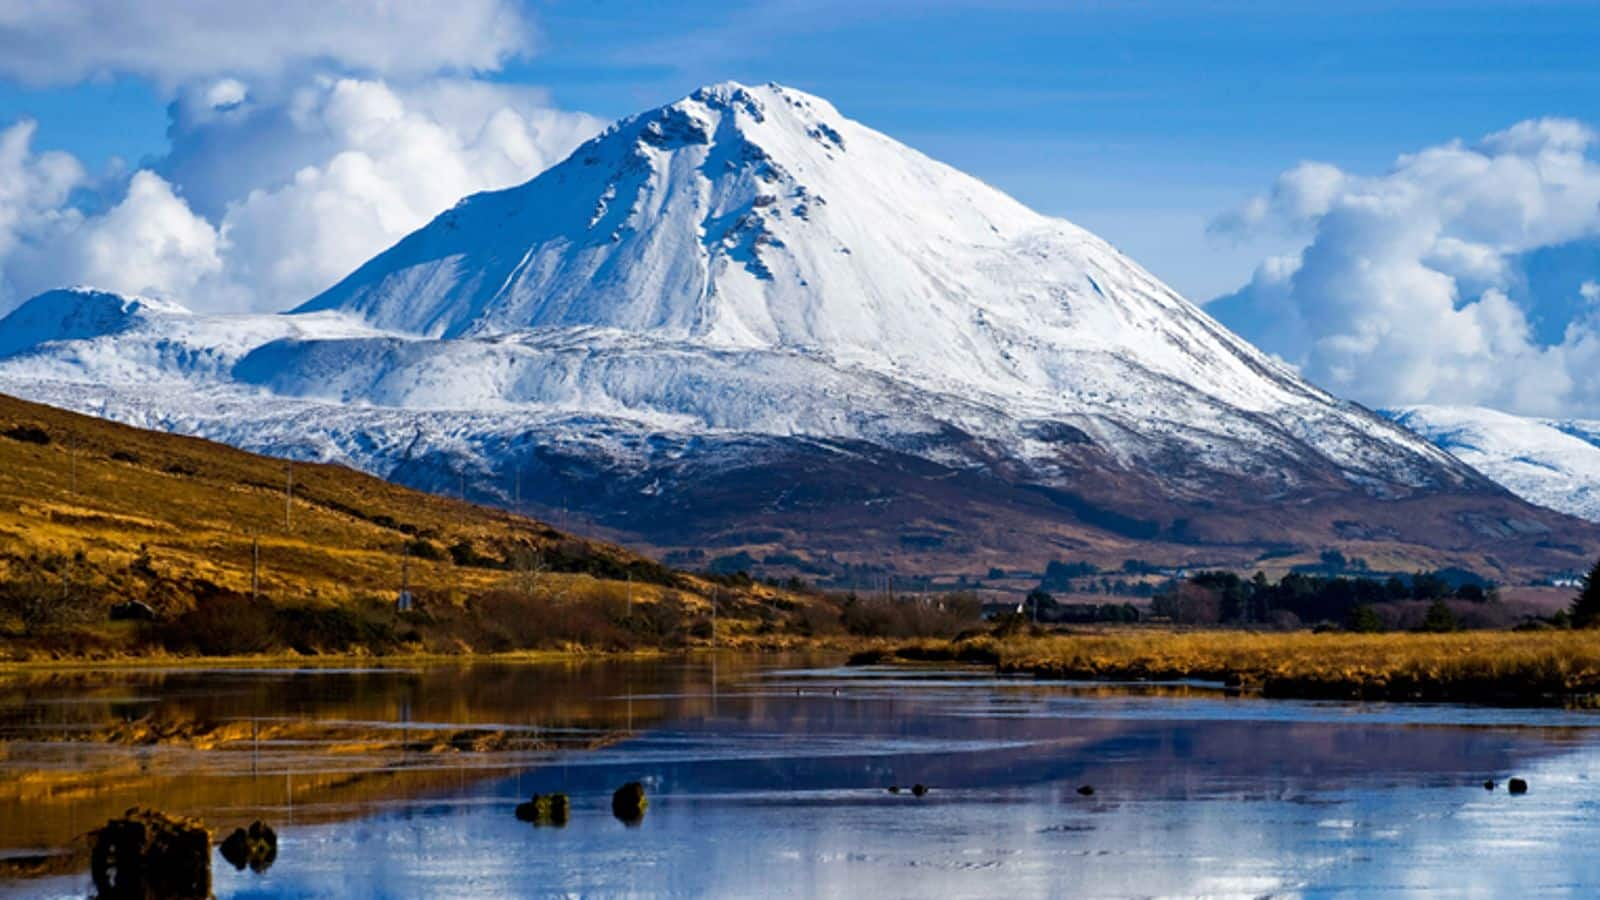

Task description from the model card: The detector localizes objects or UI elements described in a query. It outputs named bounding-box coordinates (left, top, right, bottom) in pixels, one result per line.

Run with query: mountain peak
left=0, top=287, right=189, bottom=359
left=290, top=80, right=1055, bottom=355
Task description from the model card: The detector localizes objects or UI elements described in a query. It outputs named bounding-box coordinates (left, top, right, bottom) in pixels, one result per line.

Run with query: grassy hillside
left=0, top=393, right=827, bottom=659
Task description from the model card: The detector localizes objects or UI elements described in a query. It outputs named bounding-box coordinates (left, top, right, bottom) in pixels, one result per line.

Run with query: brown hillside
left=0, top=392, right=802, bottom=658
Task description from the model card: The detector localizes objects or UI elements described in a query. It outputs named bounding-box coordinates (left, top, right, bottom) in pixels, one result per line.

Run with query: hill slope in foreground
left=0, top=392, right=816, bottom=660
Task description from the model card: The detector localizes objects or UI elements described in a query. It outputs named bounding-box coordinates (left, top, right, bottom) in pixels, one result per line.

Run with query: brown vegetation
left=864, top=629, right=1600, bottom=706
left=0, top=393, right=841, bottom=659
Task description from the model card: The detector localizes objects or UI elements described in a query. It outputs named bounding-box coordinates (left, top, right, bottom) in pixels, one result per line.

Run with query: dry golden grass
left=877, top=629, right=1600, bottom=704
left=0, top=393, right=814, bottom=659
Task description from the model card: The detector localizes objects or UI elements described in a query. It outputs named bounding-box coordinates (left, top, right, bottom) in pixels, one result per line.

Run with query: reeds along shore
left=857, top=630, right=1600, bottom=706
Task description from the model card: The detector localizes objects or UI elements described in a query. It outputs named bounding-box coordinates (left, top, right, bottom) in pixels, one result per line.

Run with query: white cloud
left=0, top=76, right=602, bottom=315
left=0, top=1, right=532, bottom=86
left=205, top=77, right=602, bottom=311
left=1209, top=117, right=1600, bottom=418
left=0, top=120, right=85, bottom=305
left=52, top=170, right=223, bottom=300
left=0, top=1, right=606, bottom=317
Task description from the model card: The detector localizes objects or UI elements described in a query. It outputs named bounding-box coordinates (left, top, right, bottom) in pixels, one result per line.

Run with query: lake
left=4, top=655, right=1600, bottom=898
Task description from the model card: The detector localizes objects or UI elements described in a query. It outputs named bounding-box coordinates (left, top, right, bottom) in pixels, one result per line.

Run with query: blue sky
left=3, top=1, right=1600, bottom=414
left=9, top=1, right=1600, bottom=300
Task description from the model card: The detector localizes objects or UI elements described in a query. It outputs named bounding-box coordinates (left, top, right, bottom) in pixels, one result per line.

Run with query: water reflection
left=6, top=659, right=1600, bottom=896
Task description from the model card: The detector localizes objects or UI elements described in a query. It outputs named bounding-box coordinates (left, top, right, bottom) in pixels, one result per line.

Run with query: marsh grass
left=876, top=629, right=1600, bottom=705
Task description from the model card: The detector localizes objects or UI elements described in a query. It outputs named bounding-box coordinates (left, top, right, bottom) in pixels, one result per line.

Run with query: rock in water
left=516, top=793, right=572, bottom=827
left=1508, top=778, right=1529, bottom=795
left=1076, top=785, right=1096, bottom=796
left=911, top=784, right=928, bottom=797
left=612, top=782, right=649, bottom=825
left=218, top=821, right=277, bottom=873
left=548, top=793, right=571, bottom=826
left=1483, top=780, right=1496, bottom=791
left=90, top=807, right=211, bottom=899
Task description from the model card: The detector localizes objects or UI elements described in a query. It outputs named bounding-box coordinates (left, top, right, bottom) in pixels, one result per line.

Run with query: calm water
left=5, top=656, right=1600, bottom=897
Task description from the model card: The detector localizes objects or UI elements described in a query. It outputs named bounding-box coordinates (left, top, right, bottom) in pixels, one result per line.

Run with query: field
left=863, top=628, right=1600, bottom=706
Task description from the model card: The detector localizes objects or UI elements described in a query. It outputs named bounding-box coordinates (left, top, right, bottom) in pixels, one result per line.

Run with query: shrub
left=839, top=593, right=980, bottom=638
left=2, top=425, right=49, bottom=445
left=166, top=595, right=278, bottom=656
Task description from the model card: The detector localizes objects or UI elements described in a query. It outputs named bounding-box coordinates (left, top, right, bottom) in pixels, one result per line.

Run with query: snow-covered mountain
left=0, top=83, right=1589, bottom=576
left=1388, top=405, right=1600, bottom=523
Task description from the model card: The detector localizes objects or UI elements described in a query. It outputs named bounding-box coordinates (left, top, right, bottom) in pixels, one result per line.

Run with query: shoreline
left=0, top=638, right=865, bottom=674
left=854, top=630, right=1600, bottom=708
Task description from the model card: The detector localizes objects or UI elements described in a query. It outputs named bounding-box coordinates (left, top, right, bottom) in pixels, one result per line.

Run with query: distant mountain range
left=0, top=82, right=1592, bottom=580
left=1386, top=406, right=1600, bottom=524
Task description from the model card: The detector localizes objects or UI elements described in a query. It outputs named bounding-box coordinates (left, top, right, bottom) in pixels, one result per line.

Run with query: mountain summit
left=0, top=83, right=1589, bottom=577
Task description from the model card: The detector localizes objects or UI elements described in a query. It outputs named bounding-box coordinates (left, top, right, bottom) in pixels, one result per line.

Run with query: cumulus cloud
left=0, top=121, right=77, bottom=267
left=189, top=77, right=602, bottom=310
left=0, top=1, right=531, bottom=86
left=45, top=171, right=222, bottom=300
left=0, top=0, right=607, bottom=316
left=0, top=77, right=602, bottom=314
left=1208, top=118, right=1600, bottom=418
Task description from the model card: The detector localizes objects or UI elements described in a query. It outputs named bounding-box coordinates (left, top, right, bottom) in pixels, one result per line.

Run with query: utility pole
left=251, top=537, right=260, bottom=601
left=68, top=434, right=77, bottom=494
left=397, top=544, right=413, bottom=612
left=284, top=462, right=293, bottom=531
left=627, top=572, right=633, bottom=618
left=710, top=587, right=718, bottom=648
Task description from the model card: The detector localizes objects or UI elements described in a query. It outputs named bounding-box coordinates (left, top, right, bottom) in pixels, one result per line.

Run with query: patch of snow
left=1389, top=405, right=1600, bottom=521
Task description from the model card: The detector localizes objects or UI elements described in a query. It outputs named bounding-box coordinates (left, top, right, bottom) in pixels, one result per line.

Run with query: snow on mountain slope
left=1389, top=405, right=1600, bottom=522
left=1, top=82, right=1574, bottom=571
left=285, top=82, right=1467, bottom=489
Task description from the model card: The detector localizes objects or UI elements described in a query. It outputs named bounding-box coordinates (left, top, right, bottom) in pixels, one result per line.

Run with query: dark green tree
left=1419, top=600, right=1458, bottom=633
left=1570, top=559, right=1600, bottom=628
left=1348, top=604, right=1383, bottom=633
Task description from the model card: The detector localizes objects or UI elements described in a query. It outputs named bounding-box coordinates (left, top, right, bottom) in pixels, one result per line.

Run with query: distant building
left=980, top=601, right=1023, bottom=620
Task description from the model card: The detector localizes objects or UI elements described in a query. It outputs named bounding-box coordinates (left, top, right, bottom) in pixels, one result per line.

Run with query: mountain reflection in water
left=5, top=657, right=1600, bottom=897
